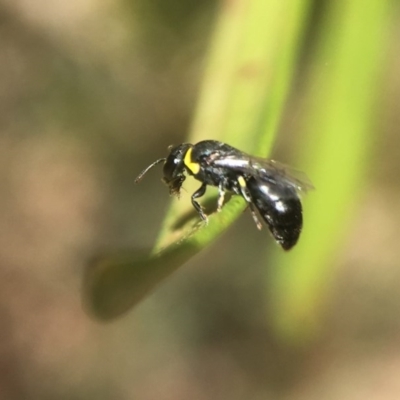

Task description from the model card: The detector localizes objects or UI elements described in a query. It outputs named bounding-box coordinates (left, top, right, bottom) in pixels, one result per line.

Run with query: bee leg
left=249, top=203, right=263, bottom=230
left=217, top=183, right=226, bottom=212
left=237, top=176, right=263, bottom=230
left=191, top=183, right=208, bottom=223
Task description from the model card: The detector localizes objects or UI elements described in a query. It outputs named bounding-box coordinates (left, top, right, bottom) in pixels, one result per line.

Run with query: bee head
left=162, top=143, right=192, bottom=196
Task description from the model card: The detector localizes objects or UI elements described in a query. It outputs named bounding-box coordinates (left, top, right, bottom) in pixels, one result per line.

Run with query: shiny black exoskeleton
left=135, top=140, right=313, bottom=250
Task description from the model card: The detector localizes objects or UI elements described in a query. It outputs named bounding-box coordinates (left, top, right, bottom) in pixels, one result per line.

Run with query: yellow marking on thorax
left=183, top=147, right=200, bottom=175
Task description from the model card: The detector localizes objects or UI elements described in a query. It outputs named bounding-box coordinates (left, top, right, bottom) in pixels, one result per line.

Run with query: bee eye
left=163, top=160, right=175, bottom=180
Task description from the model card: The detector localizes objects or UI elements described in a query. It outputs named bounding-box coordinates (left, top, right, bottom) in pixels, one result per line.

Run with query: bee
left=135, top=140, right=313, bottom=250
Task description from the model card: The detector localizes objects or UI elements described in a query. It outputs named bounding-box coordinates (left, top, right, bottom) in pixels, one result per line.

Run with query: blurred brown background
left=0, top=0, right=400, bottom=399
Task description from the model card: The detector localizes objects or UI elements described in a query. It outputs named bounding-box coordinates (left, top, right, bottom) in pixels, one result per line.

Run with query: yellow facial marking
left=183, top=147, right=200, bottom=175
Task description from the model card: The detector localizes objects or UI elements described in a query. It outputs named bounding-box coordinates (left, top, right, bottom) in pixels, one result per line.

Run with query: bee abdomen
left=246, top=177, right=303, bottom=250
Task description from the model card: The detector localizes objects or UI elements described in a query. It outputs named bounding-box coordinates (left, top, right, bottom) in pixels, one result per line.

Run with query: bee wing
left=250, top=158, right=314, bottom=193
left=213, top=155, right=314, bottom=193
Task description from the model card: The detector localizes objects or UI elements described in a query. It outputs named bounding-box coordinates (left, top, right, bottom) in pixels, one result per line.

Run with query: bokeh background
left=1, top=0, right=400, bottom=399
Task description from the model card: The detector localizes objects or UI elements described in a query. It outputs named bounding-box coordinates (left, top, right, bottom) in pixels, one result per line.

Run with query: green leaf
left=267, top=0, right=391, bottom=344
left=85, top=0, right=311, bottom=320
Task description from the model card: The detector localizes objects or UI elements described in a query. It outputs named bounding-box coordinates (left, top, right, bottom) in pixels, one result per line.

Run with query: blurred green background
left=0, top=0, right=400, bottom=399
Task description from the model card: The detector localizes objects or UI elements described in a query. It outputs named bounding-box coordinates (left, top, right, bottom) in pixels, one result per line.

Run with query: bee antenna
left=135, top=158, right=166, bottom=183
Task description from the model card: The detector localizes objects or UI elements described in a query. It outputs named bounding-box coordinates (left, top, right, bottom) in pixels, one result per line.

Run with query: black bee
left=135, top=140, right=313, bottom=250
